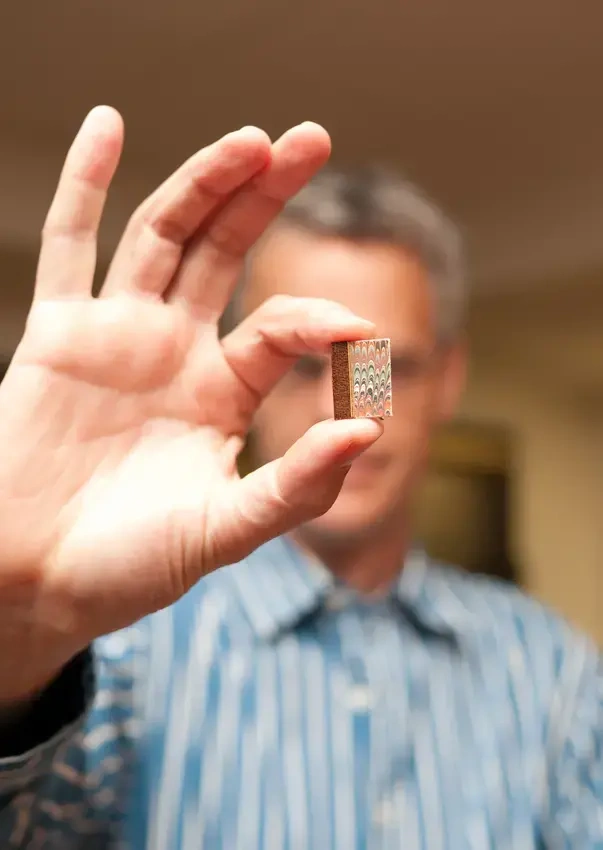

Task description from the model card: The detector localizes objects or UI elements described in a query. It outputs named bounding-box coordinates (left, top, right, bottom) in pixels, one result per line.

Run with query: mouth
left=343, top=452, right=390, bottom=485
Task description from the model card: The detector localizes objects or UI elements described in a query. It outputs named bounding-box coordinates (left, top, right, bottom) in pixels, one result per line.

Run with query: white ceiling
left=2, top=0, right=603, bottom=289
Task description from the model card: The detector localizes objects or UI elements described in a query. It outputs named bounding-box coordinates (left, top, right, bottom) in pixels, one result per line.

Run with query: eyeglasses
left=290, top=347, right=443, bottom=389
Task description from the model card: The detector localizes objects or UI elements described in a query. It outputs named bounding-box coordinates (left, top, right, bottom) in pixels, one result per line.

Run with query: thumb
left=205, top=418, right=384, bottom=568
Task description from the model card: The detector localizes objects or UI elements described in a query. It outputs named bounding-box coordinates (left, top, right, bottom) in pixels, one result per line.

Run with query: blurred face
left=246, top=228, right=465, bottom=546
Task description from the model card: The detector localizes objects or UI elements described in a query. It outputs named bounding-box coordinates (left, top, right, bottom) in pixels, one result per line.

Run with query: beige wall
left=461, top=279, right=602, bottom=644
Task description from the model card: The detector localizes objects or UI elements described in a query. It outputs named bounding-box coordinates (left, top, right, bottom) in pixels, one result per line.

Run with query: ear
left=436, top=340, right=467, bottom=422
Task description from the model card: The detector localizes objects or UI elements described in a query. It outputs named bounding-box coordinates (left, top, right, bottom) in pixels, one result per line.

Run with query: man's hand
left=0, top=106, right=383, bottom=701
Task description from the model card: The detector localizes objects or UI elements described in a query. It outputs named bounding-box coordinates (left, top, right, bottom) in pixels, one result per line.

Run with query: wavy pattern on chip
left=351, top=339, right=392, bottom=418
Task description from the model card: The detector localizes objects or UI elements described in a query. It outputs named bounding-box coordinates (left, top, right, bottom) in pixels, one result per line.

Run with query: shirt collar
left=226, top=536, right=331, bottom=641
left=393, top=549, right=481, bottom=640
left=228, top=536, right=480, bottom=642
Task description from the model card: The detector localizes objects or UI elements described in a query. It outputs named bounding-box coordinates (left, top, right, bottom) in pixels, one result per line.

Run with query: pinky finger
left=201, top=417, right=384, bottom=571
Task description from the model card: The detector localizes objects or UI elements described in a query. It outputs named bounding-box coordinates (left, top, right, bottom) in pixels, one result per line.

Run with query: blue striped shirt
left=0, top=538, right=601, bottom=848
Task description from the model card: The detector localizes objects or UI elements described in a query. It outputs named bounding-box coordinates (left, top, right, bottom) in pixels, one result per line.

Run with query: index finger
left=218, top=295, right=375, bottom=419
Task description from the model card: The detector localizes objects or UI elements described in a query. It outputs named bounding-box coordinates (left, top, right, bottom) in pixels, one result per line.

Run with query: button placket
left=363, top=607, right=410, bottom=844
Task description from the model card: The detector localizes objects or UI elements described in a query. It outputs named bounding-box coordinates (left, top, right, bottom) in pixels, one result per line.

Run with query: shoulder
left=426, top=561, right=600, bottom=694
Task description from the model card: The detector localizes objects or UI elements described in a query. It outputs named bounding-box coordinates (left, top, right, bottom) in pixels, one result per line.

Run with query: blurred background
left=0, top=0, right=600, bottom=641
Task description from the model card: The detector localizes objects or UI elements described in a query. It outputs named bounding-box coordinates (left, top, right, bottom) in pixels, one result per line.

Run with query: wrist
left=0, top=627, right=81, bottom=707
left=0, top=581, right=87, bottom=706
left=0, top=651, right=92, bottom=758
left=0, top=661, right=66, bottom=709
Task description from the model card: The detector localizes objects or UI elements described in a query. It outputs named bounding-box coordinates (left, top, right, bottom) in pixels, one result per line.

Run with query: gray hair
left=230, top=165, right=466, bottom=342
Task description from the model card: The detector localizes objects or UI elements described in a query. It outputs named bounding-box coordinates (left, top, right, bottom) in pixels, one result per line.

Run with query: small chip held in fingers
left=331, top=338, right=393, bottom=420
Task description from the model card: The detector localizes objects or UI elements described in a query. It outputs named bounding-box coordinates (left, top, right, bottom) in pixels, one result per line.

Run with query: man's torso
left=3, top=539, right=592, bottom=849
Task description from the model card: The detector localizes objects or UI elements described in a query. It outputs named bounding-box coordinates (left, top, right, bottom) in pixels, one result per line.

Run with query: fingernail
left=80, top=105, right=116, bottom=134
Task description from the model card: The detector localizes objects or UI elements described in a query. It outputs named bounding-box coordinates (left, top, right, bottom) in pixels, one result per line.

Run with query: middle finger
left=166, top=122, right=331, bottom=320
left=101, top=126, right=272, bottom=299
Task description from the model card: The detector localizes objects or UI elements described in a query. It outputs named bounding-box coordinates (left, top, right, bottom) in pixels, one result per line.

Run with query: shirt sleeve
left=0, top=629, right=142, bottom=848
left=0, top=652, right=93, bottom=839
left=0, top=650, right=94, bottom=794
left=542, top=636, right=603, bottom=848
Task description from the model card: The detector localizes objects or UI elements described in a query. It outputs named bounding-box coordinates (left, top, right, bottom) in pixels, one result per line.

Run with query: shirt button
left=325, top=589, right=353, bottom=610
left=372, top=797, right=396, bottom=826
left=101, top=633, right=129, bottom=658
left=509, top=647, right=525, bottom=673
left=345, top=685, right=374, bottom=711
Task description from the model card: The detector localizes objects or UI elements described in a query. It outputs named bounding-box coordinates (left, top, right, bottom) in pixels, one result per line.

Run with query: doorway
left=412, top=422, right=518, bottom=584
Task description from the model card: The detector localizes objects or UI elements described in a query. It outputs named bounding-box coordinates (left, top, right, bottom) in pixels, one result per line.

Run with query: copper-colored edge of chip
left=331, top=341, right=352, bottom=419
left=347, top=341, right=355, bottom=416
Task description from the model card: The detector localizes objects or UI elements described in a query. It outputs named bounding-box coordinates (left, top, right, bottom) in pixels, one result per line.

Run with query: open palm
left=0, top=107, right=382, bottom=699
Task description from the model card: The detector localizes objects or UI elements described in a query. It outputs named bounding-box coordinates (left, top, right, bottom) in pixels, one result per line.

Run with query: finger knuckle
left=260, top=293, right=296, bottom=315
left=207, top=222, right=248, bottom=259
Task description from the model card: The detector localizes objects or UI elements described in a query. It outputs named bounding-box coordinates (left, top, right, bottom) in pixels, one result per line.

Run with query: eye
left=390, top=355, right=428, bottom=382
left=293, top=356, right=326, bottom=380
